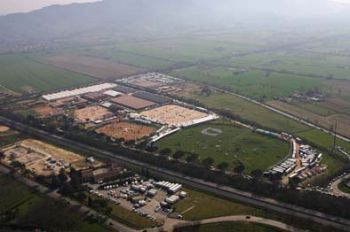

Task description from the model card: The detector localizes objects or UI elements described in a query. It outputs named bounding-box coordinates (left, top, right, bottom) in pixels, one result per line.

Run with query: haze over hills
left=1, top=0, right=350, bottom=44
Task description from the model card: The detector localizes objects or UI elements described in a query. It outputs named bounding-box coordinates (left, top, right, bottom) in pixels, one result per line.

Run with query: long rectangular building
left=43, top=83, right=117, bottom=101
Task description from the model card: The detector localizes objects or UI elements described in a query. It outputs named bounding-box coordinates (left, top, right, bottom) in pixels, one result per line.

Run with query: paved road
left=1, top=117, right=350, bottom=232
left=0, top=164, right=137, bottom=232
left=175, top=215, right=304, bottom=232
left=331, top=174, right=350, bottom=199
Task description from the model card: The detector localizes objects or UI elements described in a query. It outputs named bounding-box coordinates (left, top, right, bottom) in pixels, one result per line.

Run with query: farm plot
left=96, top=121, right=157, bottom=141
left=44, top=54, right=142, bottom=79
left=78, top=46, right=176, bottom=70
left=115, top=38, right=258, bottom=63
left=74, top=106, right=113, bottom=123
left=226, top=51, right=350, bottom=80
left=0, top=54, right=95, bottom=94
left=268, top=100, right=350, bottom=138
left=157, top=121, right=290, bottom=174
left=171, top=66, right=322, bottom=100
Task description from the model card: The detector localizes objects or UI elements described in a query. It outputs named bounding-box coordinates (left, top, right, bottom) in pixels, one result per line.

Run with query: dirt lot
left=129, top=79, right=163, bottom=88
left=44, top=54, right=141, bottom=79
left=34, top=104, right=61, bottom=118
left=1, top=139, right=103, bottom=176
left=96, top=121, right=156, bottom=141
left=268, top=100, right=350, bottom=137
left=74, top=105, right=113, bottom=123
left=0, top=125, right=10, bottom=133
left=140, top=104, right=208, bottom=127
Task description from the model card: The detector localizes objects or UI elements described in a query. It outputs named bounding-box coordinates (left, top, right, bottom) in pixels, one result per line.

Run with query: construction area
left=0, top=139, right=103, bottom=176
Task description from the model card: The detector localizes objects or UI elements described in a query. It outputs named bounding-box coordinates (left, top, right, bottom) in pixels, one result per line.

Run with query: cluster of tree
left=2, top=109, right=350, bottom=221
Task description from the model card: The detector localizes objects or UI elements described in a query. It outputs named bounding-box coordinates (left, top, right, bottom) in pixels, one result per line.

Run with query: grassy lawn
left=174, top=188, right=266, bottom=221
left=109, top=204, right=157, bottom=229
left=178, top=91, right=308, bottom=133
left=176, top=221, right=286, bottom=232
left=338, top=179, right=350, bottom=194
left=0, top=54, right=96, bottom=94
left=157, top=121, right=289, bottom=173
left=171, top=66, right=322, bottom=100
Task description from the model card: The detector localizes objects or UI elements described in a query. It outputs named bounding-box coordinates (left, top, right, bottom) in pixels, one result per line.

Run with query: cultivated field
left=44, top=54, right=141, bottom=79
left=157, top=121, right=290, bottom=173
left=140, top=105, right=209, bottom=127
left=0, top=54, right=95, bottom=94
left=96, top=121, right=157, bottom=141
left=171, top=66, right=322, bottom=100
left=268, top=100, right=350, bottom=138
left=74, top=105, right=113, bottom=123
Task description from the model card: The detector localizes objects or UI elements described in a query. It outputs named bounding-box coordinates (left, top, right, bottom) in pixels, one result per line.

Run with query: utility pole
left=331, top=121, right=337, bottom=155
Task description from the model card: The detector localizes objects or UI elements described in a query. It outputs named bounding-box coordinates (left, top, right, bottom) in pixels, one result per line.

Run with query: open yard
left=157, top=121, right=290, bottom=173
left=96, top=121, right=157, bottom=141
left=0, top=54, right=95, bottom=94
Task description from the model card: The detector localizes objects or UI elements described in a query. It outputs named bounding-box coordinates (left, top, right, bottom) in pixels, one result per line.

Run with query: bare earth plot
left=44, top=54, right=142, bottom=79
left=96, top=121, right=156, bottom=141
left=74, top=106, right=113, bottom=123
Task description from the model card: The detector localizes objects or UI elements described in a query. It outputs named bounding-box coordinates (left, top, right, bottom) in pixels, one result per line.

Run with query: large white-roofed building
left=42, top=83, right=117, bottom=101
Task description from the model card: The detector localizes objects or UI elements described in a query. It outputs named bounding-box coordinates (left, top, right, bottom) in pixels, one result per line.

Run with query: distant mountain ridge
left=0, top=0, right=349, bottom=43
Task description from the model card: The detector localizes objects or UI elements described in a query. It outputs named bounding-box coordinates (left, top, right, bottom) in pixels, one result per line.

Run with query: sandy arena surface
left=96, top=121, right=156, bottom=141
left=140, top=104, right=208, bottom=127
left=0, top=125, right=10, bottom=133
left=74, top=105, right=112, bottom=123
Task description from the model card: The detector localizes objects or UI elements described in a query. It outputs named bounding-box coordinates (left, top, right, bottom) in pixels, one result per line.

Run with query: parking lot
left=88, top=175, right=187, bottom=225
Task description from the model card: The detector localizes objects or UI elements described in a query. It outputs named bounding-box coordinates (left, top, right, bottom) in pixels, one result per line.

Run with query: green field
left=172, top=66, right=322, bottom=100
left=110, top=204, right=157, bottom=229
left=0, top=54, right=96, bottom=94
left=78, top=47, right=176, bottom=70
left=113, top=38, right=260, bottom=63
left=176, top=221, right=286, bottom=232
left=157, top=121, right=290, bottom=173
left=174, top=188, right=266, bottom=221
left=0, top=174, right=111, bottom=231
left=224, top=51, right=350, bottom=80
left=338, top=179, right=350, bottom=194
left=179, top=91, right=309, bottom=133
left=296, top=129, right=350, bottom=152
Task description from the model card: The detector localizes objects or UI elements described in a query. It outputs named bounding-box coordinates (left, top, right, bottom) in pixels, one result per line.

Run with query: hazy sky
left=0, top=0, right=350, bottom=15
left=0, top=0, right=99, bottom=15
